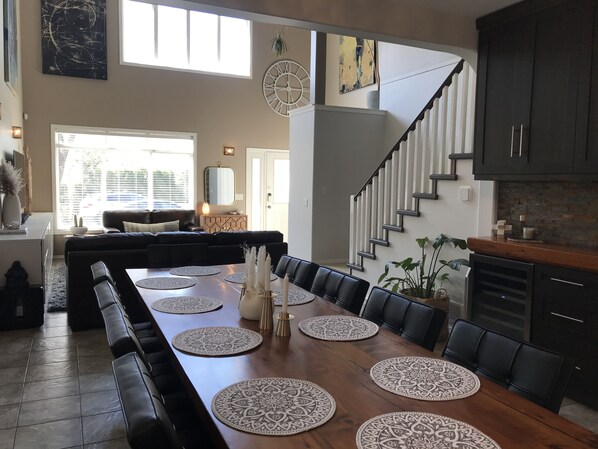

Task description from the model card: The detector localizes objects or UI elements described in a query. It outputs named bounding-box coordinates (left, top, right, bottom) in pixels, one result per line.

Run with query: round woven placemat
left=135, top=276, right=196, bottom=290
left=370, top=356, right=480, bottom=401
left=212, top=377, right=336, bottom=436
left=172, top=326, right=262, bottom=356
left=224, top=272, right=278, bottom=284
left=273, top=289, right=315, bottom=306
left=356, top=412, right=501, bottom=449
left=151, top=296, right=223, bottom=314
left=298, top=315, right=379, bottom=341
left=169, top=266, right=222, bottom=276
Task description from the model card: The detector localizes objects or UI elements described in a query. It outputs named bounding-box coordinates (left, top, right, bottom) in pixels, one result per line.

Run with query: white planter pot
left=2, top=194, right=21, bottom=229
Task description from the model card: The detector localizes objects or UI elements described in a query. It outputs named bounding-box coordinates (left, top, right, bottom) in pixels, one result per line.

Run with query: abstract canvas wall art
left=41, top=0, right=107, bottom=80
left=3, top=0, right=18, bottom=94
left=339, top=36, right=375, bottom=94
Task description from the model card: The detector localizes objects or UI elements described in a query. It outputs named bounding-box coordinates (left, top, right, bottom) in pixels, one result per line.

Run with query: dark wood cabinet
left=580, top=3, right=598, bottom=172
left=531, top=264, right=598, bottom=408
left=474, top=0, right=595, bottom=179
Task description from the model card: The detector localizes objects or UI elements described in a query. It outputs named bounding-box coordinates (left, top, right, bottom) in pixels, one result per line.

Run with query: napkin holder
left=259, top=290, right=274, bottom=332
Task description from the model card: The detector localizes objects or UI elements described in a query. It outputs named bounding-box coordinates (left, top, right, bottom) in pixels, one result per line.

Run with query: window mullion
left=153, top=4, right=159, bottom=60
left=217, top=16, right=221, bottom=64
left=187, top=10, right=191, bottom=65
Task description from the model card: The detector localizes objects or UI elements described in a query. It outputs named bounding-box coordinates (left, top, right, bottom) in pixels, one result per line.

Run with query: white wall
left=289, top=105, right=386, bottom=263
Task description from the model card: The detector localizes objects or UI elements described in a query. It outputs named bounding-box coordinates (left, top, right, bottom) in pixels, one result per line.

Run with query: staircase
left=348, top=59, right=476, bottom=272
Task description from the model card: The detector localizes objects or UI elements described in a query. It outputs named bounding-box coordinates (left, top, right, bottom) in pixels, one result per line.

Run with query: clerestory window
left=120, top=0, right=251, bottom=78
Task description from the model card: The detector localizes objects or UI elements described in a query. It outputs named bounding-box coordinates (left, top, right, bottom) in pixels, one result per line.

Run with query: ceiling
left=392, top=0, right=523, bottom=19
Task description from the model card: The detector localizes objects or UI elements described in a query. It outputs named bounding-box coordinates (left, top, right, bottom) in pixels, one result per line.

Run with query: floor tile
left=0, top=428, right=15, bottom=449
left=22, top=376, right=79, bottom=403
left=3, top=337, right=32, bottom=354
left=18, top=395, right=81, bottom=427
left=81, top=390, right=120, bottom=417
left=29, top=347, right=77, bottom=366
left=560, top=401, right=598, bottom=433
left=77, top=343, right=111, bottom=358
left=0, top=384, right=23, bottom=406
left=42, top=314, right=68, bottom=329
left=0, top=352, right=29, bottom=369
left=26, top=361, right=79, bottom=382
left=0, top=366, right=26, bottom=386
left=78, top=355, right=113, bottom=375
left=0, top=404, right=19, bottom=430
left=84, top=437, right=130, bottom=449
left=79, top=373, right=116, bottom=395
left=33, top=326, right=72, bottom=339
left=82, top=411, right=125, bottom=445
left=73, top=330, right=106, bottom=346
left=14, top=418, right=82, bottom=449
left=32, top=336, right=76, bottom=351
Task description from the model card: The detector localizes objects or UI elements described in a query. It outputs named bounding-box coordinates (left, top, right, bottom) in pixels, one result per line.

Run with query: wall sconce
left=223, top=146, right=235, bottom=156
left=11, top=126, right=22, bottom=139
left=202, top=202, right=210, bottom=215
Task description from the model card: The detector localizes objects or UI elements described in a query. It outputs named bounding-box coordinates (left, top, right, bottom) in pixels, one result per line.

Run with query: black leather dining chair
left=442, top=319, right=573, bottom=413
left=361, top=286, right=446, bottom=351
left=90, top=260, right=115, bottom=286
left=113, top=352, right=210, bottom=449
left=146, top=243, right=208, bottom=268
left=274, top=255, right=320, bottom=290
left=309, top=266, right=369, bottom=315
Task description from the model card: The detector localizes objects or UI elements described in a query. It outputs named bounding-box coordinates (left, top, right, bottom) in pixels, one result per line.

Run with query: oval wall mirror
left=204, top=166, right=235, bottom=205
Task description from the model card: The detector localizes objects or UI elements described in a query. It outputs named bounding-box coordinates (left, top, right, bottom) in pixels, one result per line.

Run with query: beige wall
left=20, top=1, right=310, bottom=224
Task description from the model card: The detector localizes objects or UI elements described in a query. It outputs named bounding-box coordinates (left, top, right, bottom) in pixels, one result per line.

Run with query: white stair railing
left=348, top=60, right=476, bottom=268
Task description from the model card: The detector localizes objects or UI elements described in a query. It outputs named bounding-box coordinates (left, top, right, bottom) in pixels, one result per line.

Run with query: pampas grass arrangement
left=0, top=159, right=24, bottom=195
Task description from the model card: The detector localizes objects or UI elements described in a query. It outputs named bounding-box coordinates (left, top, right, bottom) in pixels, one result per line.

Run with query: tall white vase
left=2, top=194, right=21, bottom=229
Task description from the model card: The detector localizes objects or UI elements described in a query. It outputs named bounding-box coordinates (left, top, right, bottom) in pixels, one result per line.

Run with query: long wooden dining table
left=126, top=265, right=598, bottom=449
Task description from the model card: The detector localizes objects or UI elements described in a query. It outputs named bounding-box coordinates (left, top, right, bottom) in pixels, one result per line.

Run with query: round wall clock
left=262, top=60, right=310, bottom=117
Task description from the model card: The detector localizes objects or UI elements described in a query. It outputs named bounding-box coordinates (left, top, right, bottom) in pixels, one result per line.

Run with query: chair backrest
left=146, top=243, right=208, bottom=268
left=113, top=352, right=183, bottom=449
left=90, top=260, right=115, bottom=286
left=93, top=279, right=121, bottom=311
left=309, top=267, right=369, bottom=315
left=274, top=255, right=320, bottom=290
left=361, top=287, right=446, bottom=351
left=442, top=319, right=573, bottom=413
left=99, top=302, right=148, bottom=364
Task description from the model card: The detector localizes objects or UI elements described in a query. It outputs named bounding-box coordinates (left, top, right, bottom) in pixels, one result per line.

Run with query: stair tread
left=370, top=238, right=390, bottom=247
left=383, top=224, right=404, bottom=233
left=449, top=152, right=474, bottom=160
left=347, top=263, right=365, bottom=272
left=397, top=209, right=420, bottom=217
left=357, top=251, right=376, bottom=260
left=430, top=174, right=458, bottom=181
left=413, top=192, right=438, bottom=200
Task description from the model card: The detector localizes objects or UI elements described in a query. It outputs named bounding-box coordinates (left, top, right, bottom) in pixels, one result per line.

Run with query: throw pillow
left=123, top=220, right=180, bottom=233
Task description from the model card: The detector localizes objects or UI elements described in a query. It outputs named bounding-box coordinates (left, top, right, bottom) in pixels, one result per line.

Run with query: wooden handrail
left=354, top=59, right=465, bottom=199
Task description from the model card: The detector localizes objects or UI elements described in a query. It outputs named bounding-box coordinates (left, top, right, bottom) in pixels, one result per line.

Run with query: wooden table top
left=127, top=266, right=598, bottom=449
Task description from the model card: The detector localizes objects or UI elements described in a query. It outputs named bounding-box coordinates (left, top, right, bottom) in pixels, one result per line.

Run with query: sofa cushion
left=103, top=210, right=151, bottom=232
left=124, top=220, right=179, bottom=233
left=213, top=231, right=283, bottom=245
left=155, top=231, right=216, bottom=245
left=150, top=209, right=196, bottom=230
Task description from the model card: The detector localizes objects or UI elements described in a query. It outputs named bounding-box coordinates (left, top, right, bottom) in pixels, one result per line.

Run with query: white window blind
left=53, top=126, right=195, bottom=231
left=121, top=0, right=251, bottom=77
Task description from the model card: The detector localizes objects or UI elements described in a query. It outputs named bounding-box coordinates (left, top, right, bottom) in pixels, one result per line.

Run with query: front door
left=246, top=148, right=289, bottom=240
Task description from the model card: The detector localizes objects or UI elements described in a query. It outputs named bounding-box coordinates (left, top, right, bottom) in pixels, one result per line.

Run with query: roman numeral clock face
left=262, top=60, right=310, bottom=117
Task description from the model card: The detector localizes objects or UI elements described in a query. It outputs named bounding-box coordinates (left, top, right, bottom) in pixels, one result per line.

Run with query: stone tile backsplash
left=497, top=181, right=598, bottom=248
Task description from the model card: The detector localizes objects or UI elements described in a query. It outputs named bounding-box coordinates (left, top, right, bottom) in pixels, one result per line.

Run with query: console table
left=202, top=214, right=247, bottom=233
left=0, top=212, right=53, bottom=329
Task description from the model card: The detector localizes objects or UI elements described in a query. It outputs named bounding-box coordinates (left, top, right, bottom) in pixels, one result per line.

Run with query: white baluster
left=421, top=110, right=431, bottom=193
left=465, top=64, right=476, bottom=153
left=447, top=75, right=458, bottom=158
left=349, top=195, right=355, bottom=264
left=364, top=185, right=371, bottom=252
left=383, top=159, right=391, bottom=228
left=390, top=151, right=398, bottom=225
left=438, top=89, right=448, bottom=174
left=398, top=141, right=407, bottom=211
left=377, top=168, right=385, bottom=238
left=371, top=176, right=378, bottom=242
left=405, top=132, right=415, bottom=210
left=430, top=98, right=440, bottom=176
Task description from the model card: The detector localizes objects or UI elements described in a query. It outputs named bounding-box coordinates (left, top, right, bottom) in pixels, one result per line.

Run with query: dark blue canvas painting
left=41, top=0, right=107, bottom=80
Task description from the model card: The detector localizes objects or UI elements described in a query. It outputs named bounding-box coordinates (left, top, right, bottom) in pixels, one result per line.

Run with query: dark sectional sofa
left=64, top=230, right=287, bottom=330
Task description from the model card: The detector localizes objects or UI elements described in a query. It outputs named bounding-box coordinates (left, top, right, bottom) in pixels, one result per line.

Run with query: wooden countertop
left=467, top=236, right=598, bottom=273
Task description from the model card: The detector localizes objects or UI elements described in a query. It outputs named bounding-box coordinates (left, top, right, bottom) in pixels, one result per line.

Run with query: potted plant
left=0, top=159, right=24, bottom=229
left=378, top=234, right=469, bottom=340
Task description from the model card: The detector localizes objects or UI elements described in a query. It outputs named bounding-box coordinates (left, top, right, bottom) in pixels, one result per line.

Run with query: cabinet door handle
left=510, top=126, right=515, bottom=157
left=574, top=366, right=582, bottom=372
left=519, top=124, right=524, bottom=157
left=549, top=277, right=584, bottom=287
left=550, top=311, right=584, bottom=324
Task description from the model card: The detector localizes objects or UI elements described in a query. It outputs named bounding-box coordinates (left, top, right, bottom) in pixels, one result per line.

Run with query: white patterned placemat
left=151, top=296, right=223, bottom=314
left=273, top=289, right=315, bottom=306
left=135, top=276, right=196, bottom=290
left=224, top=272, right=278, bottom=284
left=212, top=377, right=336, bottom=436
left=172, top=327, right=262, bottom=356
left=370, top=356, right=480, bottom=401
left=356, top=412, right=501, bottom=449
left=169, top=266, right=222, bottom=276
left=298, top=315, right=379, bottom=341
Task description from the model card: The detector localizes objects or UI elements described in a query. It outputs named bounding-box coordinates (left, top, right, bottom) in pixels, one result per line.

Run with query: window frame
left=118, top=0, right=252, bottom=79
left=50, top=124, right=197, bottom=234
